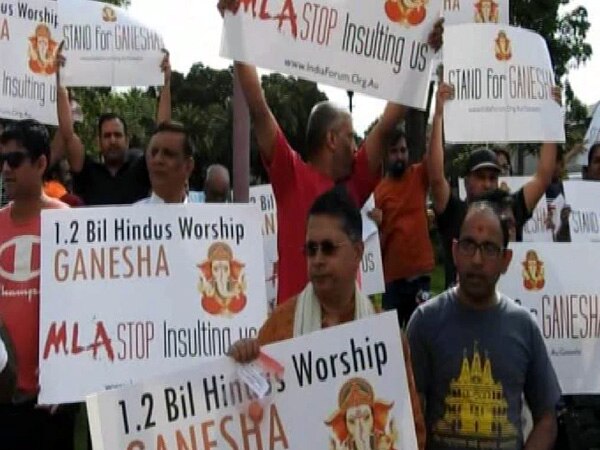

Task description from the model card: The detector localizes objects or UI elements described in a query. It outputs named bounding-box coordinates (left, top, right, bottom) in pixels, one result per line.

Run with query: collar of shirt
left=140, top=192, right=189, bottom=204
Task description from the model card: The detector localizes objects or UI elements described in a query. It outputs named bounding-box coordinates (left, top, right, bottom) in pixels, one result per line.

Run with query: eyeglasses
left=456, top=238, right=504, bottom=259
left=0, top=151, right=29, bottom=169
left=303, top=240, right=348, bottom=257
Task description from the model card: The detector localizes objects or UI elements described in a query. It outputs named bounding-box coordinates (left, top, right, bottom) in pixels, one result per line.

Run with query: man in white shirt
left=137, top=122, right=196, bottom=204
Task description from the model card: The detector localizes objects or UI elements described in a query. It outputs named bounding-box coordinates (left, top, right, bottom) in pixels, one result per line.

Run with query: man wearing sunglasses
left=0, top=120, right=77, bottom=449
left=407, top=202, right=560, bottom=450
left=370, top=127, right=435, bottom=328
left=228, top=187, right=426, bottom=449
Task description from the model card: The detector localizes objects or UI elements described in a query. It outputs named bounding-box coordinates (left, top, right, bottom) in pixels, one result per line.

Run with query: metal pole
left=232, top=66, right=250, bottom=202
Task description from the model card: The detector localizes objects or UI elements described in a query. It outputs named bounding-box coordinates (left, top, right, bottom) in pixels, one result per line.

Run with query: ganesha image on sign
left=197, top=242, right=247, bottom=317
left=474, top=0, right=499, bottom=23
left=326, top=378, right=398, bottom=450
left=522, top=250, right=545, bottom=291
left=28, top=24, right=58, bottom=75
left=384, top=0, right=428, bottom=27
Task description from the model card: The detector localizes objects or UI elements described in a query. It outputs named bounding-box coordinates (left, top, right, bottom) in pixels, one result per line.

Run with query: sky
left=128, top=0, right=600, bottom=135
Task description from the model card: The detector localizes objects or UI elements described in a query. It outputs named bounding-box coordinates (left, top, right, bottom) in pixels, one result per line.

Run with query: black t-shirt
left=72, top=153, right=150, bottom=206
left=436, top=189, right=531, bottom=288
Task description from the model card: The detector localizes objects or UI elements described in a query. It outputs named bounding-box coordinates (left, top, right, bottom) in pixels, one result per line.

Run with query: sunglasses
left=0, top=151, right=30, bottom=169
left=303, top=240, right=348, bottom=257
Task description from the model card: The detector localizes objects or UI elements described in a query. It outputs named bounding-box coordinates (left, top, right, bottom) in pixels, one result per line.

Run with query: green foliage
left=72, top=64, right=327, bottom=189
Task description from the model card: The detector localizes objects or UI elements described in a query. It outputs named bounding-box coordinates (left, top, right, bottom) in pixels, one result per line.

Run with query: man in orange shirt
left=228, top=187, right=426, bottom=449
left=370, top=128, right=434, bottom=327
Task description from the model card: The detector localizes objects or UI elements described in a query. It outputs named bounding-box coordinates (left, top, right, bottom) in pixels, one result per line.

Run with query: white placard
left=39, top=205, right=268, bottom=404
left=442, top=0, right=509, bottom=25
left=563, top=180, right=600, bottom=242
left=59, top=0, right=165, bottom=87
left=86, top=312, right=418, bottom=450
left=458, top=176, right=553, bottom=241
left=220, top=0, right=443, bottom=108
left=444, top=24, right=565, bottom=143
left=249, top=185, right=278, bottom=312
left=578, top=104, right=600, bottom=166
left=0, top=0, right=59, bottom=124
left=499, top=243, right=600, bottom=394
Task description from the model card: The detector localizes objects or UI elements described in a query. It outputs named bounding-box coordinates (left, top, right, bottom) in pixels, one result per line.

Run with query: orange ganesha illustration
left=28, top=24, right=58, bottom=75
left=102, top=6, right=117, bottom=22
left=197, top=242, right=247, bottom=317
left=384, top=0, right=428, bottom=27
left=474, top=0, right=499, bottom=23
left=326, top=378, right=398, bottom=450
left=522, top=250, right=545, bottom=291
left=495, top=30, right=512, bottom=61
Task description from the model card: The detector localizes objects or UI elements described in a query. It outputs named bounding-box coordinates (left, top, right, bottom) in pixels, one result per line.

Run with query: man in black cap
left=428, top=83, right=558, bottom=287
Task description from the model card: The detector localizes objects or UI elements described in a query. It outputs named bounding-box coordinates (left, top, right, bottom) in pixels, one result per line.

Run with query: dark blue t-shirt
left=407, top=289, right=561, bottom=450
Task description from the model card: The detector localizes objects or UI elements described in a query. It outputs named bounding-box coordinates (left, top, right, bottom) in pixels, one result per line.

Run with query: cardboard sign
left=499, top=243, right=600, bottom=394
left=443, top=24, right=565, bottom=143
left=0, top=0, right=59, bottom=124
left=221, top=0, right=443, bottom=108
left=39, top=205, right=268, bottom=404
left=86, top=312, right=418, bottom=450
left=59, top=0, right=165, bottom=87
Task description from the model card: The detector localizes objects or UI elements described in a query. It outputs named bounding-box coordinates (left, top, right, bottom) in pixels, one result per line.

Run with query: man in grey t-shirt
left=408, top=202, right=560, bottom=450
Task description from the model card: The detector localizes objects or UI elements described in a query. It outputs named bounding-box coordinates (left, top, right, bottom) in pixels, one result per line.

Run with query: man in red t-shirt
left=0, top=120, right=74, bottom=450
left=219, top=1, right=443, bottom=304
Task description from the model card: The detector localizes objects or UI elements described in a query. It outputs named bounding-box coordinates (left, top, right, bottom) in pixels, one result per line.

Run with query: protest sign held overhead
left=220, top=0, right=443, bottom=109
left=39, top=204, right=268, bottom=404
left=444, top=23, right=565, bottom=143
left=0, top=0, right=59, bottom=124
left=58, top=0, right=165, bottom=87
left=442, top=0, right=509, bottom=26
left=86, top=312, right=418, bottom=450
left=499, top=243, right=600, bottom=394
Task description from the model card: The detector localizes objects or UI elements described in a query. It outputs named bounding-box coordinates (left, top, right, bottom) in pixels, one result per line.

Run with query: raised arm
left=233, top=62, right=279, bottom=165
left=363, top=19, right=444, bottom=177
left=521, top=87, right=561, bottom=211
left=427, top=83, right=453, bottom=214
left=156, top=50, right=172, bottom=124
left=364, top=103, right=407, bottom=176
left=55, top=42, right=85, bottom=173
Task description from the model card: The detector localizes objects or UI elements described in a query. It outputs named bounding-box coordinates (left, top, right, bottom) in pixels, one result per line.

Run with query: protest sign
left=249, top=185, right=278, bottom=312
left=220, top=0, right=443, bottom=109
left=578, top=104, right=600, bottom=166
left=459, top=176, right=553, bottom=241
left=443, top=24, right=565, bottom=143
left=87, top=312, right=418, bottom=450
left=499, top=243, right=600, bottom=394
left=442, top=0, right=509, bottom=25
left=0, top=0, right=58, bottom=124
left=59, top=0, right=165, bottom=87
left=249, top=185, right=384, bottom=299
left=39, top=204, right=268, bottom=404
left=563, top=180, right=600, bottom=242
